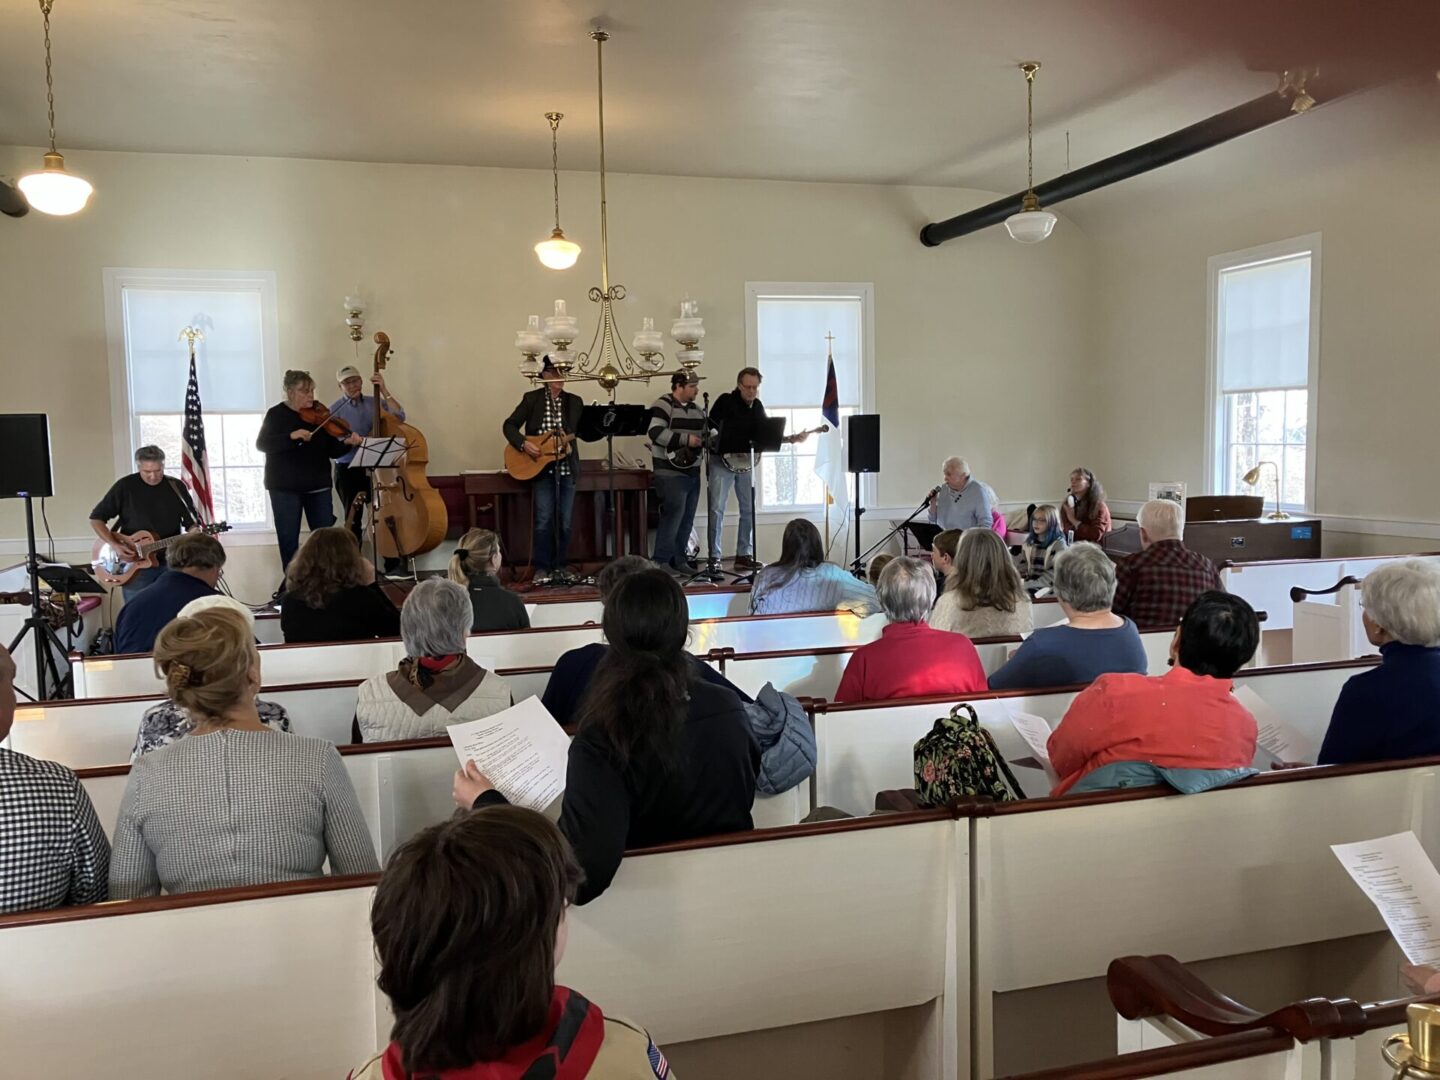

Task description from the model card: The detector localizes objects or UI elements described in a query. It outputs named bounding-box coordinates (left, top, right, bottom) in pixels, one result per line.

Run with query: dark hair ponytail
left=575, top=568, right=691, bottom=771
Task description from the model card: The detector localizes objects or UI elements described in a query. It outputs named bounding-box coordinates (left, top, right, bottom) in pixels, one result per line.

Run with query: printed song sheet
left=1003, top=706, right=1059, bottom=786
left=1331, top=831, right=1440, bottom=964
left=1235, top=685, right=1319, bottom=765
left=448, top=696, right=571, bottom=812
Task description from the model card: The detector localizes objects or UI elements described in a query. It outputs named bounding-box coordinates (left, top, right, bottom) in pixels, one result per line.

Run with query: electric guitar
left=722, top=425, right=830, bottom=472
left=503, top=429, right=576, bottom=482
left=91, top=522, right=231, bottom=586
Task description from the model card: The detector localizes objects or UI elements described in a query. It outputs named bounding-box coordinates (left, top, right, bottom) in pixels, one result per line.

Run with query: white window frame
left=743, top=282, right=877, bottom=514
left=101, top=267, right=282, bottom=535
left=1204, top=234, right=1322, bottom=514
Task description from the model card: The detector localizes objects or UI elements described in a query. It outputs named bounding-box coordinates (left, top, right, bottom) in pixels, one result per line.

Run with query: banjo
left=722, top=424, right=830, bottom=472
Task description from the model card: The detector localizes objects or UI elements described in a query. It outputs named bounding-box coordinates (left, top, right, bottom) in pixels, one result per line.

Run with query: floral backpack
left=914, top=703, right=1024, bottom=805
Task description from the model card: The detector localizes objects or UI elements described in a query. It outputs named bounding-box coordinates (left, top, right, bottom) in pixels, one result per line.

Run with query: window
left=744, top=283, right=873, bottom=511
left=1206, top=236, right=1320, bottom=512
left=103, top=270, right=279, bottom=527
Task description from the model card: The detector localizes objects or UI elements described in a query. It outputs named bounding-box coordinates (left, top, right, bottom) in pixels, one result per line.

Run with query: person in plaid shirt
left=1113, top=499, right=1222, bottom=627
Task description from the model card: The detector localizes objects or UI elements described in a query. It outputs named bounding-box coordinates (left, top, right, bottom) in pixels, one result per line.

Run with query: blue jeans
left=121, top=565, right=166, bottom=605
left=654, top=469, right=701, bottom=569
left=706, top=461, right=755, bottom=559
left=532, top=471, right=577, bottom=572
left=270, top=488, right=336, bottom=575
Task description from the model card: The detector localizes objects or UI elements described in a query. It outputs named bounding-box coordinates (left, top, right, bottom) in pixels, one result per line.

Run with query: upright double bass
left=370, top=331, right=447, bottom=559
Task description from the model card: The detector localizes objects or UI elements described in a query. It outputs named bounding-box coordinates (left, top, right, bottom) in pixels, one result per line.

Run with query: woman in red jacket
left=836, top=556, right=987, bottom=703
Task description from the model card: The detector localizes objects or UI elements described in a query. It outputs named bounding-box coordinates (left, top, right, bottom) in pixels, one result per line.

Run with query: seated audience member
left=980, top=481, right=1007, bottom=535
left=928, top=456, right=992, bottom=531
left=449, top=527, right=530, bottom=632
left=357, top=578, right=513, bottom=743
left=349, top=807, right=671, bottom=1079
left=1060, top=467, right=1112, bottom=542
left=931, top=528, right=961, bottom=590
left=1017, top=503, right=1068, bottom=594
left=543, top=555, right=749, bottom=729
left=750, top=518, right=879, bottom=616
left=132, top=595, right=291, bottom=760
left=1113, top=499, right=1222, bottom=627
left=1047, top=592, right=1261, bottom=796
left=109, top=607, right=378, bottom=899
left=457, top=568, right=759, bottom=904
left=988, top=542, right=1148, bottom=691
left=0, top=644, right=111, bottom=914
left=113, top=531, right=225, bottom=654
left=835, top=556, right=988, bottom=702
left=866, top=552, right=895, bottom=586
left=930, top=528, right=1034, bottom=638
left=280, top=526, right=401, bottom=643
left=1319, top=560, right=1440, bottom=765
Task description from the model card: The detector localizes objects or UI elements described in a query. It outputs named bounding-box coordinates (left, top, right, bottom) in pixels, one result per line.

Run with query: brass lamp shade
left=1240, top=461, right=1290, bottom=520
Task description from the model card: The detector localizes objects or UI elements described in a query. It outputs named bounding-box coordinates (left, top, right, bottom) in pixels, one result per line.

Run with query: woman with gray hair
left=987, top=541, right=1147, bottom=691
left=1318, top=560, right=1440, bottom=765
left=834, top=556, right=987, bottom=702
left=355, top=578, right=513, bottom=743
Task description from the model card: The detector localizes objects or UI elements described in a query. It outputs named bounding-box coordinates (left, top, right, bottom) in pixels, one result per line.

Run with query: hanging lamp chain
left=592, top=29, right=611, bottom=294
left=40, top=0, right=57, bottom=153
left=1024, top=62, right=1037, bottom=194
left=546, top=111, right=563, bottom=232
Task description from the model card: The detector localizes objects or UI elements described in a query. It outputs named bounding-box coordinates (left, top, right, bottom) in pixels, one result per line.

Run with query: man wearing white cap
left=331, top=364, right=406, bottom=557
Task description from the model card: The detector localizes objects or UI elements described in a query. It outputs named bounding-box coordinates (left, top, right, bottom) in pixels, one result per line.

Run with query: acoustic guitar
left=91, top=521, right=232, bottom=586
left=723, top=424, right=830, bottom=472
left=503, top=429, right=576, bottom=482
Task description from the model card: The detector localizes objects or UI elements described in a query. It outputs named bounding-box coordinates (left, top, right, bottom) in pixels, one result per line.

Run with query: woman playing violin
left=256, top=369, right=363, bottom=597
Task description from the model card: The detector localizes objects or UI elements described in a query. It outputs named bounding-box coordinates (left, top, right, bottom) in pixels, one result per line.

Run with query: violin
left=297, top=402, right=355, bottom=441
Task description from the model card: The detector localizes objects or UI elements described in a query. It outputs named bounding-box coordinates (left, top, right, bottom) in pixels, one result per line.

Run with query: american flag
left=182, top=352, right=215, bottom=524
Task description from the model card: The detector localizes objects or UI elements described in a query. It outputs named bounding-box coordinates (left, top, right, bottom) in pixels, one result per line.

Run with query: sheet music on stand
left=349, top=435, right=408, bottom=470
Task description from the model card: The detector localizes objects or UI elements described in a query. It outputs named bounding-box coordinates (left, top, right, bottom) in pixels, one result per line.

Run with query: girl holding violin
left=256, top=369, right=364, bottom=593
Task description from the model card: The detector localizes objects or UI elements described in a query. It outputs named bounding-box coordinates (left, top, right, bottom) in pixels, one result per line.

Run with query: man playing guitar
left=502, top=359, right=583, bottom=582
left=648, top=370, right=712, bottom=572
left=89, top=445, right=200, bottom=602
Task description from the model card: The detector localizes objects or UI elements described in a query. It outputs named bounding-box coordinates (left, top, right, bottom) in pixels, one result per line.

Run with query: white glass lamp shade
left=1004, top=208, right=1057, bottom=244
left=676, top=348, right=705, bottom=370
left=515, top=314, right=550, bottom=357
left=547, top=348, right=576, bottom=373
left=544, top=299, right=580, bottom=347
left=18, top=151, right=93, bottom=216
left=535, top=228, right=581, bottom=270
left=671, top=316, right=706, bottom=348
left=632, top=316, right=665, bottom=356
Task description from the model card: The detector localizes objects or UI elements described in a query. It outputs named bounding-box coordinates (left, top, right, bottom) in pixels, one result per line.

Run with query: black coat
left=503, top=388, right=584, bottom=468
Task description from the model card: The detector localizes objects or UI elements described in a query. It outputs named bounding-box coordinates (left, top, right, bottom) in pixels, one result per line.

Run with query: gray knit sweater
left=108, top=728, right=378, bottom=899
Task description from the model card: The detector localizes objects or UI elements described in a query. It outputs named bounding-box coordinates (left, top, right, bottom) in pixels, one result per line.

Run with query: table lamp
left=1241, top=462, right=1290, bottom=520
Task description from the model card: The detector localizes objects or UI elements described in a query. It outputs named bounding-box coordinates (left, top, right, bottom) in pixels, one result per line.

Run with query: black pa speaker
left=0, top=413, right=54, bottom=498
left=846, top=414, right=880, bottom=474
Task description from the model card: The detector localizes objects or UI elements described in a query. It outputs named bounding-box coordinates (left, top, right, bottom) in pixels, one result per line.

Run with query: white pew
left=1221, top=552, right=1440, bottom=632
left=78, top=739, right=812, bottom=860
left=810, top=658, right=1377, bottom=816
left=0, top=813, right=962, bottom=1080
left=968, top=760, right=1440, bottom=1078
left=71, top=610, right=884, bottom=699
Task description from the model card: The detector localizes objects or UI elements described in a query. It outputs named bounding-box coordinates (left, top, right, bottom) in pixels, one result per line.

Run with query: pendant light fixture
left=1004, top=61, right=1056, bottom=244
left=17, top=0, right=93, bottom=217
left=534, top=111, right=581, bottom=270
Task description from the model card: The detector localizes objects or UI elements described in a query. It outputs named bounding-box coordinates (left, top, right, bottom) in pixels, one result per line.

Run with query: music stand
left=350, top=436, right=409, bottom=578
left=711, top=414, right=785, bottom=585
left=901, top=522, right=942, bottom=555
left=579, top=402, right=650, bottom=562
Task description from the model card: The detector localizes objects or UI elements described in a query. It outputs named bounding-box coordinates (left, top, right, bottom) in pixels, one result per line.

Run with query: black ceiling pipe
left=0, top=180, right=29, bottom=219
left=919, top=74, right=1364, bottom=247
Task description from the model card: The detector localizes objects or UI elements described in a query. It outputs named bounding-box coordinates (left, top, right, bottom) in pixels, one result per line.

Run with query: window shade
left=1217, top=254, right=1312, bottom=392
left=754, top=297, right=862, bottom=405
left=123, top=287, right=267, bottom=412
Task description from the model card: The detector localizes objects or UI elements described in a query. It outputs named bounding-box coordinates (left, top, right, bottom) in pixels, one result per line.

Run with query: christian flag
left=813, top=351, right=849, bottom=517
left=182, top=353, right=215, bottom=524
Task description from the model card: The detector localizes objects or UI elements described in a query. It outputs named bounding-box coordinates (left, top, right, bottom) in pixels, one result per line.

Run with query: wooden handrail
left=1360, top=991, right=1440, bottom=1030
left=1107, top=954, right=1366, bottom=1040
left=1221, top=551, right=1440, bottom=571
left=992, top=1028, right=1295, bottom=1080
left=1290, top=576, right=1361, bottom=603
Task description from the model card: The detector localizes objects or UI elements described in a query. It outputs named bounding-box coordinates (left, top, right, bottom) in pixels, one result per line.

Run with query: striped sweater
left=648, top=394, right=712, bottom=473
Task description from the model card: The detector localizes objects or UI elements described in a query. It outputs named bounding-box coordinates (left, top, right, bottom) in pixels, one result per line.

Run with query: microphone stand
left=848, top=489, right=934, bottom=580
left=682, top=390, right=724, bottom=587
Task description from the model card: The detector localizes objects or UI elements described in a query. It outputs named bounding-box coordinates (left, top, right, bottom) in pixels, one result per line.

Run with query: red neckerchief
left=417, top=654, right=461, bottom=673
left=379, top=986, right=604, bottom=1080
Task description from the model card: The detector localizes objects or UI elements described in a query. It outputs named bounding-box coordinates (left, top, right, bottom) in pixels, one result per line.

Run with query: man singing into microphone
left=926, top=456, right=992, bottom=531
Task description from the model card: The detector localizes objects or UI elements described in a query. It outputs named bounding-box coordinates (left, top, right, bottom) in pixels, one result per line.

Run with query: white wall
left=1078, top=81, right=1440, bottom=556
left=0, top=145, right=1094, bottom=599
